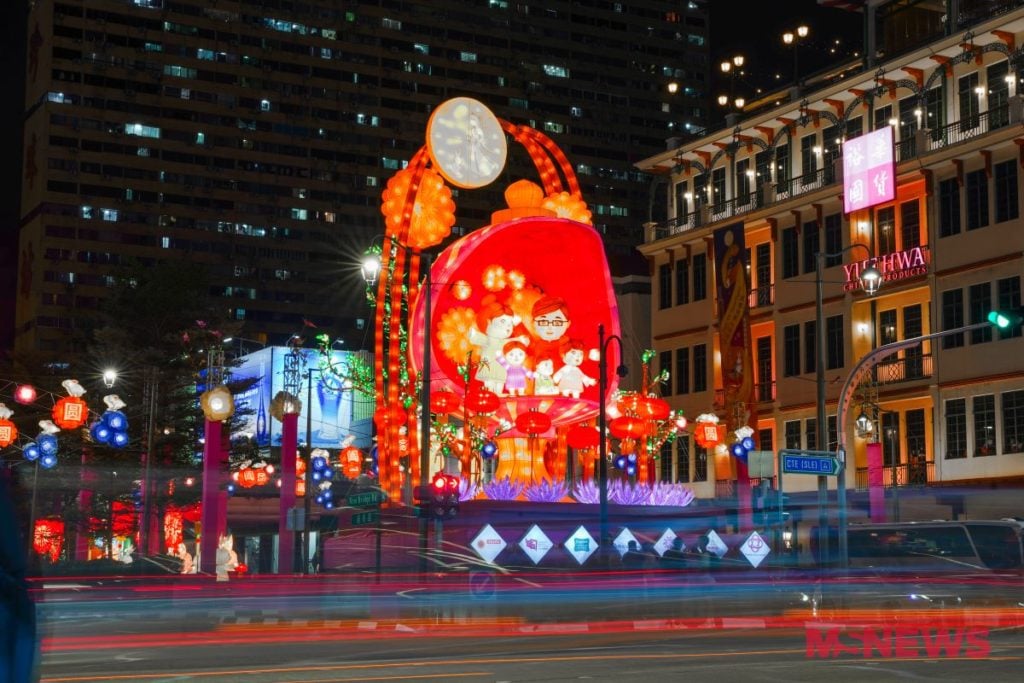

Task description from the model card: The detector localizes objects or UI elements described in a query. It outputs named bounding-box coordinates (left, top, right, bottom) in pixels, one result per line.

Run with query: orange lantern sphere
left=238, top=468, right=258, bottom=489
left=615, top=393, right=644, bottom=415
left=609, top=415, right=645, bottom=440
left=429, top=390, right=461, bottom=415
left=254, top=469, right=270, bottom=487
left=341, top=446, right=363, bottom=479
left=693, top=422, right=725, bottom=448
left=637, top=397, right=671, bottom=421
left=465, top=389, right=500, bottom=415
left=515, top=411, right=552, bottom=436
left=0, top=419, right=17, bottom=448
left=52, top=396, right=89, bottom=430
left=566, top=423, right=599, bottom=450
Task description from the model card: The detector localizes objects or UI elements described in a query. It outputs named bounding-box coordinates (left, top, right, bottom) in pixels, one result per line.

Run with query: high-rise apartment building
left=14, top=0, right=709, bottom=354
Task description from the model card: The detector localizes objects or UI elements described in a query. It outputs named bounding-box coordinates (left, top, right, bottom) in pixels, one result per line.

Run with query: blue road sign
left=780, top=449, right=843, bottom=476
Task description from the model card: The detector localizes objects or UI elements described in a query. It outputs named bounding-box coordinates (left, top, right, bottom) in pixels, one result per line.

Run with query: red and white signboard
left=705, top=529, right=729, bottom=558
left=739, top=530, right=771, bottom=568
left=471, top=524, right=507, bottom=564
left=843, top=126, right=895, bottom=214
left=654, top=528, right=680, bottom=557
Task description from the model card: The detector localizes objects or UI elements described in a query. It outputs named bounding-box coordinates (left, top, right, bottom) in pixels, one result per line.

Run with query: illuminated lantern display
left=14, top=384, right=37, bottom=405
left=200, top=385, right=234, bottom=422
left=33, top=518, right=65, bottom=562
left=566, top=423, right=599, bottom=450
left=694, top=421, right=725, bottom=448
left=465, top=389, right=500, bottom=415
left=237, top=468, right=259, bottom=489
left=636, top=397, right=671, bottom=421
left=341, top=446, right=363, bottom=479
left=0, top=404, right=17, bottom=448
left=609, top=415, right=645, bottom=440
left=515, top=411, right=552, bottom=437
left=429, top=390, right=460, bottom=415
left=52, top=396, right=88, bottom=430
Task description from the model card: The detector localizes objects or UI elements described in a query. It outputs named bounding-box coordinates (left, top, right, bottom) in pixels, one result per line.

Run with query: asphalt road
left=34, top=572, right=1024, bottom=682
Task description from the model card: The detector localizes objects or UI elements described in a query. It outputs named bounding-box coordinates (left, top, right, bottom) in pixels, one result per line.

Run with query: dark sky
left=709, top=0, right=865, bottom=107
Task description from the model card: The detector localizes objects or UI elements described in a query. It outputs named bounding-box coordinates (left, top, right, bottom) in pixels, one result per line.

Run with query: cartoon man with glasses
left=530, top=295, right=572, bottom=347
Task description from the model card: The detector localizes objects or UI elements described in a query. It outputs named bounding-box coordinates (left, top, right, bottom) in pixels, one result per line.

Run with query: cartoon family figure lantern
left=373, top=97, right=621, bottom=501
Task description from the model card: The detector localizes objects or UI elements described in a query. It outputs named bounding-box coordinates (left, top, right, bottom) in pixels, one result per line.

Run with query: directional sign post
left=779, top=449, right=843, bottom=476
left=346, top=491, right=387, bottom=508
left=351, top=510, right=380, bottom=526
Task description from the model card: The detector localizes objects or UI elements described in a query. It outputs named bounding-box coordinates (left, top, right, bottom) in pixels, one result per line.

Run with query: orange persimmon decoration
left=380, top=167, right=455, bottom=250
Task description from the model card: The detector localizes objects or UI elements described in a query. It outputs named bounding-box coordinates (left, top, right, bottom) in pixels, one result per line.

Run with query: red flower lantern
left=0, top=419, right=17, bottom=448
left=253, top=468, right=270, bottom=487
left=567, top=423, right=600, bottom=450
left=52, top=396, right=89, bottom=430
left=429, top=390, right=461, bottom=415
left=237, top=468, right=258, bottom=488
left=515, top=411, right=552, bottom=436
left=693, top=422, right=725, bottom=448
left=464, top=389, right=500, bottom=415
left=609, top=415, right=645, bottom=440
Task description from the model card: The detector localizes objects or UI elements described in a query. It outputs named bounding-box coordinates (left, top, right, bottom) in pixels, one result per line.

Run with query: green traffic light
left=988, top=311, right=1011, bottom=328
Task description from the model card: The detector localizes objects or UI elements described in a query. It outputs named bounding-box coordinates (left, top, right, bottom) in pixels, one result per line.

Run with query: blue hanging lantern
left=741, top=436, right=756, bottom=451
left=103, top=410, right=128, bottom=431
left=614, top=455, right=628, bottom=470
left=40, top=453, right=58, bottom=469
left=91, top=422, right=112, bottom=444
left=24, top=443, right=40, bottom=462
left=37, top=434, right=59, bottom=456
left=111, top=431, right=130, bottom=448
left=481, top=441, right=498, bottom=459
left=730, top=442, right=746, bottom=458
left=626, top=464, right=637, bottom=477
left=312, top=455, right=327, bottom=471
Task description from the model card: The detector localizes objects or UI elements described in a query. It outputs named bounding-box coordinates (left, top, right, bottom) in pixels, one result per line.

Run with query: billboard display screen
left=230, top=347, right=373, bottom=451
left=842, top=126, right=895, bottom=214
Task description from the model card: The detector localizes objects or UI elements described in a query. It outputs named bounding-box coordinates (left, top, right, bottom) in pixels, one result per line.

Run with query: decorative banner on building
left=843, top=245, right=928, bottom=292
left=713, top=223, right=757, bottom=442
left=842, top=126, right=895, bottom=214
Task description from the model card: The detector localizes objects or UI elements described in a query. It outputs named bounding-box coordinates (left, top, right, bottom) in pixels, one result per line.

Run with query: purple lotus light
left=572, top=480, right=600, bottom=504
left=523, top=478, right=569, bottom=503
left=458, top=477, right=480, bottom=502
left=483, top=476, right=524, bottom=501
left=608, top=480, right=651, bottom=505
left=643, top=481, right=696, bottom=507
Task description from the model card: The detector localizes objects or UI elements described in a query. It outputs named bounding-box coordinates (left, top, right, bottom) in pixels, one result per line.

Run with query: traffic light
left=430, top=472, right=460, bottom=520
left=988, top=308, right=1024, bottom=330
left=412, top=484, right=432, bottom=519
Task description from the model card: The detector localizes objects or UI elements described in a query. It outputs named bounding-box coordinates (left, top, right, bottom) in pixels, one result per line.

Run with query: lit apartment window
left=124, top=123, right=161, bottom=138
left=80, top=205, right=93, bottom=219
left=163, top=65, right=197, bottom=78
left=161, top=237, right=171, bottom=249
left=382, top=18, right=402, bottom=30
left=101, top=209, right=118, bottom=222
left=291, top=208, right=308, bottom=220
left=543, top=121, right=564, bottom=134
left=413, top=44, right=429, bottom=55
left=196, top=132, right=205, bottom=144
left=543, top=65, right=569, bottom=78
left=260, top=99, right=271, bottom=112
left=47, top=92, right=66, bottom=103
left=461, top=52, right=478, bottom=63
left=143, top=42, right=162, bottom=52
left=196, top=48, right=214, bottom=61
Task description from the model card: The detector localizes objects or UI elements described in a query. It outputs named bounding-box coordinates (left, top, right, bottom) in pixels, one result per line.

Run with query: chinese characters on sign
left=842, top=126, right=895, bottom=214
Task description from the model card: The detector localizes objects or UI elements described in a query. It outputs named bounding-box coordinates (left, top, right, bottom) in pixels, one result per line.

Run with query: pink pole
left=736, top=459, right=753, bottom=532
left=867, top=442, right=885, bottom=522
left=278, top=413, right=298, bottom=573
left=75, top=448, right=95, bottom=560
left=198, top=419, right=226, bottom=574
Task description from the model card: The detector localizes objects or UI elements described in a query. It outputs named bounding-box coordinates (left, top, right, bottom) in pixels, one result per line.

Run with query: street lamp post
left=815, top=245, right=881, bottom=566
left=783, top=25, right=810, bottom=87
left=597, top=324, right=627, bottom=561
left=717, top=55, right=746, bottom=112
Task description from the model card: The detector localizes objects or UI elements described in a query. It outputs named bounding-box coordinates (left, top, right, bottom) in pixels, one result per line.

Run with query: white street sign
left=566, top=526, right=598, bottom=565
left=705, top=529, right=728, bottom=558
left=739, top=530, right=771, bottom=568
left=470, top=524, right=507, bottom=564
left=612, top=528, right=639, bottom=557
left=653, top=528, right=680, bottom=557
left=519, top=524, right=554, bottom=565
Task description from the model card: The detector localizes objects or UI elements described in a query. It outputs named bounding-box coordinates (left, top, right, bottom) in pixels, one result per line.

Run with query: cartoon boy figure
left=532, top=355, right=559, bottom=396
left=530, top=295, right=572, bottom=360
left=496, top=341, right=533, bottom=396
left=469, top=299, right=528, bottom=394
left=553, top=339, right=596, bottom=398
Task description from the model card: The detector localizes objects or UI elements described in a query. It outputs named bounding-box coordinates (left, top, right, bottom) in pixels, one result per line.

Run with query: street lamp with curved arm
left=597, top=324, right=628, bottom=558
left=816, top=242, right=880, bottom=567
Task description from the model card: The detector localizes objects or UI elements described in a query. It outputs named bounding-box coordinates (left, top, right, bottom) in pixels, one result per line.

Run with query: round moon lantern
left=269, top=391, right=302, bottom=422
left=200, top=385, right=235, bottom=422
left=52, top=396, right=88, bottom=430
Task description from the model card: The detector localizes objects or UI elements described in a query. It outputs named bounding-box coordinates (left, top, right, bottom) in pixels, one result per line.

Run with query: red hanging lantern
left=464, top=389, right=500, bottom=415
left=253, top=468, right=271, bottom=487
left=566, top=423, right=599, bottom=450
left=341, top=446, right=363, bottom=479
left=693, top=422, right=725, bottom=448
left=429, top=390, right=461, bottom=415
left=615, top=393, right=644, bottom=415
left=237, top=468, right=258, bottom=488
left=609, top=415, right=645, bottom=440
left=636, top=397, right=671, bottom=421
left=515, top=411, right=552, bottom=436
left=0, top=419, right=17, bottom=448
left=52, top=396, right=89, bottom=430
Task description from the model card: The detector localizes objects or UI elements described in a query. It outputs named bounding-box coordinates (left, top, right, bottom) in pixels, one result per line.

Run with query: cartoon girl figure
left=532, top=355, right=559, bottom=396
left=496, top=341, right=533, bottom=396
left=553, top=339, right=596, bottom=398
left=469, top=299, right=528, bottom=394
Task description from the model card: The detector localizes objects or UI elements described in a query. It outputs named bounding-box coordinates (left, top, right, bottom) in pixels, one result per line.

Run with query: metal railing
left=647, top=102, right=1017, bottom=243
left=748, top=284, right=774, bottom=308
left=854, top=459, right=934, bottom=489
left=874, top=353, right=933, bottom=385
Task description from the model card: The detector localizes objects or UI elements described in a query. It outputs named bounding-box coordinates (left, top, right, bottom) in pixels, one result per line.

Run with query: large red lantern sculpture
left=608, top=415, right=645, bottom=440
left=429, top=390, right=460, bottom=415
left=566, top=423, right=599, bottom=450
left=515, top=411, right=552, bottom=437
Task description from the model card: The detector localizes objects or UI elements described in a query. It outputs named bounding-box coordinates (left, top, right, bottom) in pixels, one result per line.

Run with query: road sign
left=351, top=510, right=379, bottom=526
left=747, top=450, right=775, bottom=478
left=346, top=491, right=386, bottom=508
left=780, top=449, right=843, bottom=476
left=739, top=531, right=771, bottom=568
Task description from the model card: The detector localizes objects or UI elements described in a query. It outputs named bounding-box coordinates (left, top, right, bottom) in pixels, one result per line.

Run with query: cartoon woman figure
left=553, top=339, right=596, bottom=398
left=469, top=299, right=528, bottom=394
left=532, top=355, right=559, bottom=396
left=496, top=341, right=533, bottom=396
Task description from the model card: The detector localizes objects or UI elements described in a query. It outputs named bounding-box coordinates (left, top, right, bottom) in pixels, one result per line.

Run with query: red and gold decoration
left=52, top=396, right=88, bottom=430
left=0, top=403, right=17, bottom=448
left=33, top=518, right=65, bottom=563
left=341, top=445, right=363, bottom=479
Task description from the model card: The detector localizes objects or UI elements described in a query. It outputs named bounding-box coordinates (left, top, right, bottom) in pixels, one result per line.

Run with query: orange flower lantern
left=515, top=411, right=552, bottom=436
left=0, top=419, right=17, bottom=448
left=33, top=518, right=64, bottom=562
left=694, top=422, right=725, bottom=448
left=609, top=415, right=645, bottom=440
left=380, top=167, right=455, bottom=250
left=52, top=396, right=88, bottom=430
left=567, top=423, right=600, bottom=450
left=465, top=389, right=500, bottom=415
left=341, top=446, right=363, bottom=479
left=237, top=468, right=258, bottom=489
left=429, top=390, right=461, bottom=415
